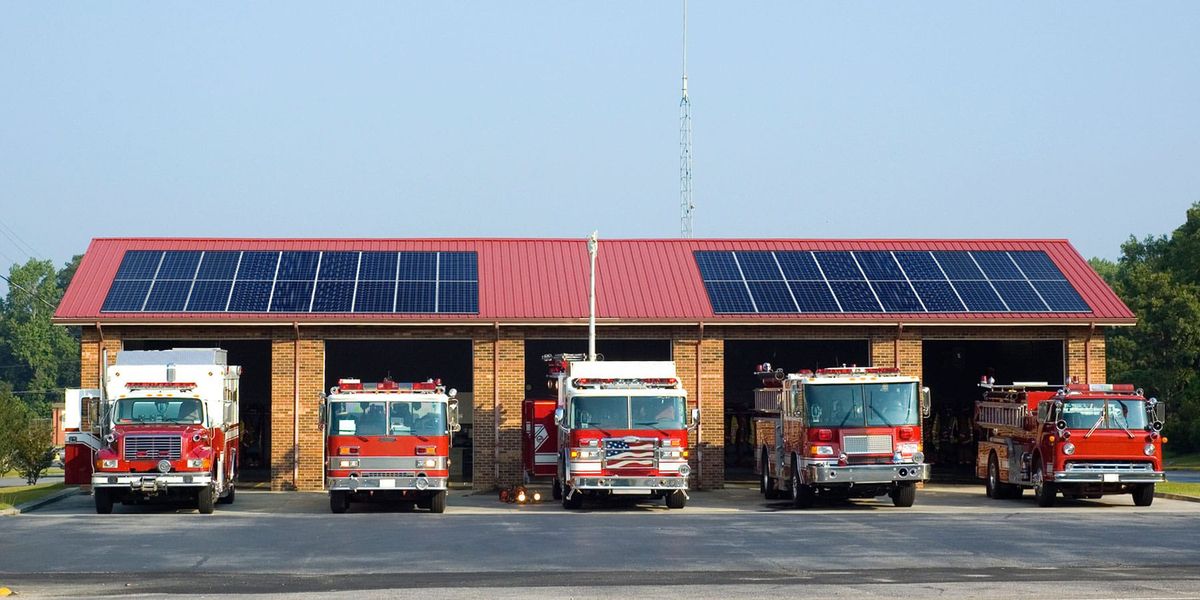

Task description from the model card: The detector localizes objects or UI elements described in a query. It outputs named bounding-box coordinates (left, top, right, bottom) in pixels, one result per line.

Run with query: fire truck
left=321, top=378, right=461, bottom=513
left=547, top=354, right=698, bottom=509
left=64, top=348, right=241, bottom=514
left=754, top=364, right=931, bottom=508
left=974, top=382, right=1167, bottom=507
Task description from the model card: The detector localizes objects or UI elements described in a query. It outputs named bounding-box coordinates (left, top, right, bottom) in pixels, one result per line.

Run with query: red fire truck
left=321, top=378, right=461, bottom=513
left=65, top=348, right=241, bottom=514
left=974, top=382, right=1167, bottom=507
left=754, top=364, right=931, bottom=508
left=547, top=354, right=698, bottom=509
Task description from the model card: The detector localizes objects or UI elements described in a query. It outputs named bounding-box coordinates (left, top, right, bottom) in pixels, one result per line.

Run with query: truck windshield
left=1060, top=399, right=1148, bottom=430
left=572, top=396, right=686, bottom=429
left=329, top=400, right=447, bottom=436
left=806, top=383, right=919, bottom=427
left=114, top=398, right=204, bottom=425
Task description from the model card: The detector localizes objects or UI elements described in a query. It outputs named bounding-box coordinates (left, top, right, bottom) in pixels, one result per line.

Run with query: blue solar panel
left=102, top=280, right=152, bottom=311
left=815, top=252, right=863, bottom=280
left=143, top=280, right=192, bottom=312
left=313, top=281, right=355, bottom=312
left=438, top=281, right=479, bottom=313
left=933, top=252, right=984, bottom=280
left=789, top=281, right=841, bottom=312
left=737, top=252, right=783, bottom=281
left=399, top=252, right=437, bottom=281
left=318, top=252, right=359, bottom=281
left=895, top=252, right=946, bottom=281
left=157, top=252, right=202, bottom=279
left=196, top=252, right=240, bottom=280
left=829, top=281, right=881, bottom=312
left=185, top=280, right=232, bottom=312
left=856, top=252, right=905, bottom=280
left=237, top=252, right=280, bottom=281
left=992, top=280, right=1048, bottom=312
left=269, top=281, right=314, bottom=312
left=704, top=281, right=754, bottom=313
left=114, top=251, right=162, bottom=280
left=439, top=252, right=478, bottom=281
left=359, top=252, right=398, bottom=281
left=871, top=281, right=924, bottom=312
left=952, top=281, right=1008, bottom=311
left=695, top=252, right=741, bottom=281
left=277, top=252, right=320, bottom=281
left=228, top=281, right=273, bottom=312
left=973, top=252, right=1023, bottom=280
left=747, top=281, right=796, bottom=312
left=1033, top=280, right=1090, bottom=312
left=776, top=251, right=823, bottom=280
left=1012, top=251, right=1067, bottom=280
left=354, top=281, right=396, bottom=312
left=396, top=281, right=436, bottom=313
left=911, top=281, right=966, bottom=312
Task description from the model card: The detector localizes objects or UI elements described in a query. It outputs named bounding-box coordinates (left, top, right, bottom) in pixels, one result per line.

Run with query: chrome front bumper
left=805, top=462, right=930, bottom=485
left=570, top=476, right=689, bottom=492
left=92, top=473, right=212, bottom=492
left=1054, top=470, right=1166, bottom=484
left=327, top=476, right=448, bottom=492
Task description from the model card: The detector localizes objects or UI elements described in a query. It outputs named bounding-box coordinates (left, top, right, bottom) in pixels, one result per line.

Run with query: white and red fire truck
left=64, top=348, right=241, bottom=514
left=547, top=354, right=698, bottom=509
left=754, top=364, right=931, bottom=508
left=321, top=378, right=461, bottom=514
left=975, top=382, right=1167, bottom=507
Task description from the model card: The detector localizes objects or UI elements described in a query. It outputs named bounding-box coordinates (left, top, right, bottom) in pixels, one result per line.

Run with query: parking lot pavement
left=26, top=483, right=1200, bottom=516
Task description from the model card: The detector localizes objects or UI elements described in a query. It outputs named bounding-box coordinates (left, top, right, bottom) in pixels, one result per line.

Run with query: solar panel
left=693, top=249, right=1091, bottom=315
left=102, top=249, right=479, bottom=315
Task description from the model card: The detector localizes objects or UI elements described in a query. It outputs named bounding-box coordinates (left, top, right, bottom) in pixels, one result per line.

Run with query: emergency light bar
left=815, top=366, right=902, bottom=376
left=1065, top=383, right=1139, bottom=394
left=333, top=378, right=443, bottom=394
left=125, top=382, right=198, bottom=389
left=572, top=377, right=678, bottom=389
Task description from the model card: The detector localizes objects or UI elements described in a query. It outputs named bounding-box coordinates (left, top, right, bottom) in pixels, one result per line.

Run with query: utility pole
left=679, top=0, right=694, bottom=238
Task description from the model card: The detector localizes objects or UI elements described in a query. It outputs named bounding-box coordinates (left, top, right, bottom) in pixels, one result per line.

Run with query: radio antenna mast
left=679, top=0, right=694, bottom=238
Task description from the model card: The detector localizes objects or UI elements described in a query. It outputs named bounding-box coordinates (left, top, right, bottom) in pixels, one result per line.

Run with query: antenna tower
left=679, top=0, right=694, bottom=238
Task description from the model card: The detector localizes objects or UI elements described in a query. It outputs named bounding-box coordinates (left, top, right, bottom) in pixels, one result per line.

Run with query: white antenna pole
left=587, top=231, right=599, bottom=361
left=679, top=0, right=694, bottom=238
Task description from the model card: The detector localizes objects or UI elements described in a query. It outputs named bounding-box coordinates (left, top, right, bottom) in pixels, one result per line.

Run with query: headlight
left=1144, top=443, right=1155, bottom=456
left=416, top=458, right=437, bottom=468
left=897, top=442, right=920, bottom=455
left=1062, top=442, right=1076, bottom=456
left=187, top=458, right=207, bottom=468
left=572, top=448, right=601, bottom=460
left=811, top=445, right=835, bottom=456
left=661, top=450, right=682, bottom=459
left=338, top=459, right=359, bottom=468
left=101, top=459, right=118, bottom=469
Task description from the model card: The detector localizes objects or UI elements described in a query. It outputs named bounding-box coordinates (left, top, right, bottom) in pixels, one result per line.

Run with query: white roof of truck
left=568, top=360, right=678, bottom=380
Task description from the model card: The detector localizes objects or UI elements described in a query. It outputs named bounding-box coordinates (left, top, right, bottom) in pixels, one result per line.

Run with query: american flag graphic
left=604, top=439, right=656, bottom=468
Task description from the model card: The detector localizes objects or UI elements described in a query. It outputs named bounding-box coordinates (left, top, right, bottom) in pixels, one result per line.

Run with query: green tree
left=0, top=384, right=23, bottom=474
left=0, top=258, right=78, bottom=416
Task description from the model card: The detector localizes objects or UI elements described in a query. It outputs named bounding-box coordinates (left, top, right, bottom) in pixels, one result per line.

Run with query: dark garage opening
left=325, top=340, right=473, bottom=482
left=522, top=339, right=672, bottom=400
left=724, top=340, right=870, bottom=480
left=122, top=339, right=273, bottom=482
left=922, top=340, right=1064, bottom=480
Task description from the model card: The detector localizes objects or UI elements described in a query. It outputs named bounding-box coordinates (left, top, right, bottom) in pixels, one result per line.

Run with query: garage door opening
left=325, top=340, right=473, bottom=482
left=724, top=339, right=870, bottom=481
left=122, top=339, right=273, bottom=482
left=523, top=339, right=672, bottom=399
left=922, top=340, right=1064, bottom=481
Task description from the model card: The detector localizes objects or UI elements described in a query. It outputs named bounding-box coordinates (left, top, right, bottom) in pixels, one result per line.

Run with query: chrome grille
left=359, top=471, right=412, bottom=478
left=1065, top=462, right=1153, bottom=472
left=843, top=435, right=893, bottom=455
left=123, top=435, right=182, bottom=461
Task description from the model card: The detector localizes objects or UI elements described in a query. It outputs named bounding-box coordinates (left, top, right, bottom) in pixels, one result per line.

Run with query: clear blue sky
left=1, top=2, right=1198, bottom=281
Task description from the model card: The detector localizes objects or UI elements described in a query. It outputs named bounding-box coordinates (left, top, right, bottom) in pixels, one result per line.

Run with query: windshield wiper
left=1084, top=413, right=1105, bottom=439
left=1114, top=416, right=1135, bottom=439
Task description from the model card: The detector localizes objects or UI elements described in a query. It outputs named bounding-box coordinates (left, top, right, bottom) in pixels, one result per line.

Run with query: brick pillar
left=80, top=327, right=119, bottom=388
left=270, top=334, right=325, bottom=491
left=471, top=330, right=525, bottom=489
left=870, top=327, right=922, bottom=377
left=674, top=335, right=724, bottom=489
left=1067, top=327, right=1107, bottom=384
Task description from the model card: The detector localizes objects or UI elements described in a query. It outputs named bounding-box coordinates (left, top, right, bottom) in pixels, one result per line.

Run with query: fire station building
left=54, top=238, right=1134, bottom=491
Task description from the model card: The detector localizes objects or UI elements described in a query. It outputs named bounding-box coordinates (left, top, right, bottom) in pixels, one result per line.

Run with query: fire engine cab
left=975, top=382, right=1167, bottom=507
left=321, top=378, right=461, bottom=513
left=64, top=348, right=241, bottom=514
left=754, top=364, right=931, bottom=508
left=547, top=354, right=698, bottom=509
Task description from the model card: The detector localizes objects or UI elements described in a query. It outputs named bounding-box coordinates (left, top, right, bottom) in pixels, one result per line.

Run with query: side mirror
left=689, top=407, right=701, bottom=430
left=554, top=407, right=564, bottom=426
left=1150, top=399, right=1165, bottom=424
left=448, top=398, right=461, bottom=432
left=920, top=387, right=932, bottom=418
left=318, top=399, right=327, bottom=428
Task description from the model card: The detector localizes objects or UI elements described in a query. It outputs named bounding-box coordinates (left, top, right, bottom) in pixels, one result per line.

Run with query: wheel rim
left=791, top=468, right=800, bottom=501
left=1033, top=467, right=1043, bottom=497
left=988, top=461, right=997, bottom=491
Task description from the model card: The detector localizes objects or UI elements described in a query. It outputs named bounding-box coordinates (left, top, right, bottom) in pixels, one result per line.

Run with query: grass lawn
left=1163, top=451, right=1200, bottom=469
left=1158, top=481, right=1200, bottom=498
left=0, top=482, right=65, bottom=510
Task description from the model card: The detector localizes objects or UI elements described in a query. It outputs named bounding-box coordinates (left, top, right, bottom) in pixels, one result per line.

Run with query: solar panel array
left=694, top=250, right=1091, bottom=314
left=102, top=250, right=478, bottom=314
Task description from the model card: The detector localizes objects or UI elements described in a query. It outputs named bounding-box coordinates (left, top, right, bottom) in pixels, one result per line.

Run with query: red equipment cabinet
left=523, top=398, right=559, bottom=480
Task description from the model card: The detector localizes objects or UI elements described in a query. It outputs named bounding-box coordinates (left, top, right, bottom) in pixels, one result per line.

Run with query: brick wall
left=470, top=330, right=525, bottom=489
left=269, top=335, right=324, bottom=491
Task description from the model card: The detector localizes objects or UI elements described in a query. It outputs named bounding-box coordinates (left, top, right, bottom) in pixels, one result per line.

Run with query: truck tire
left=330, top=490, right=349, bottom=513
left=790, top=456, right=815, bottom=508
left=891, top=482, right=917, bottom=507
left=562, top=487, right=584, bottom=510
left=94, top=488, right=114, bottom=514
left=760, top=450, right=783, bottom=499
left=1033, top=462, right=1056, bottom=507
left=665, top=490, right=687, bottom=509
left=197, top=485, right=216, bottom=514
left=217, top=484, right=235, bottom=505
left=552, top=478, right=563, bottom=500
left=429, top=490, right=447, bottom=514
left=986, top=454, right=1000, bottom=499
left=1132, top=483, right=1155, bottom=507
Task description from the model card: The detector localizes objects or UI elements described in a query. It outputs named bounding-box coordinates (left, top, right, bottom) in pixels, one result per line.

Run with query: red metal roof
left=53, top=238, right=1135, bottom=326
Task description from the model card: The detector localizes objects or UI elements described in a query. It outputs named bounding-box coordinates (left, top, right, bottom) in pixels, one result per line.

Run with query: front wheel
left=986, top=454, right=1000, bottom=499
left=791, top=457, right=814, bottom=508
left=665, top=490, right=687, bottom=509
left=891, top=482, right=917, bottom=507
left=330, top=490, right=349, bottom=514
left=94, top=488, right=114, bottom=514
left=1132, top=483, right=1155, bottom=507
left=429, top=490, right=447, bottom=514
left=1033, top=463, right=1057, bottom=507
left=197, top=485, right=215, bottom=514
